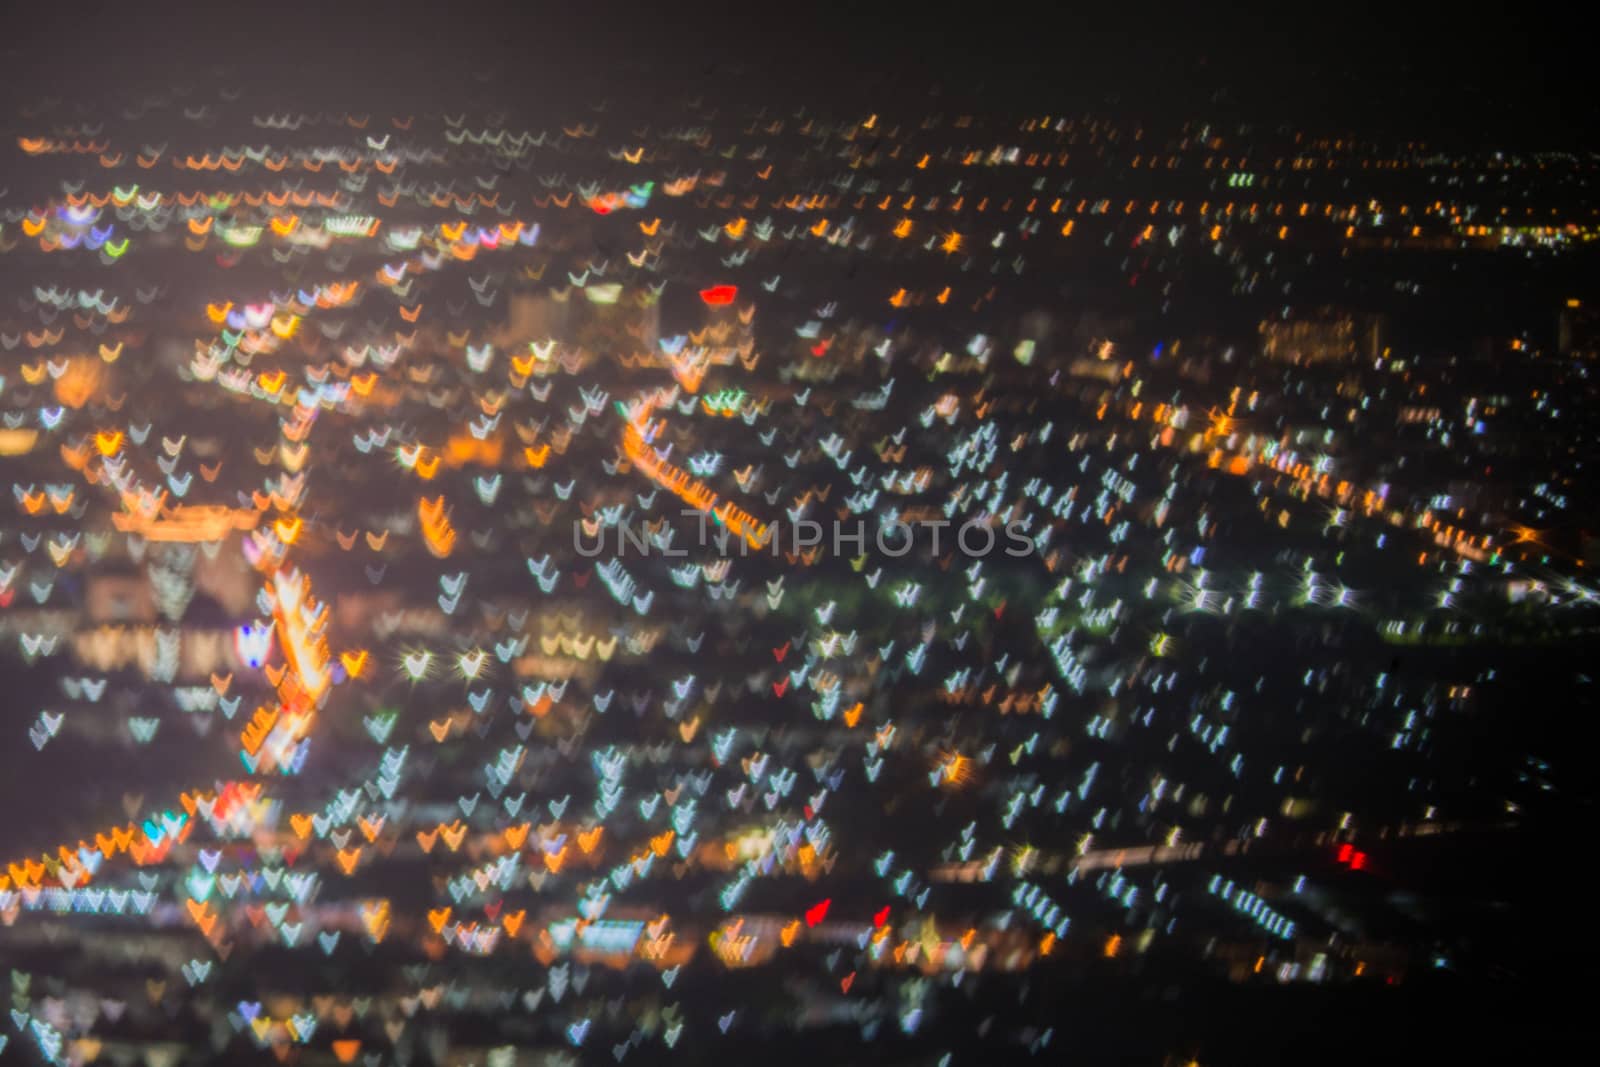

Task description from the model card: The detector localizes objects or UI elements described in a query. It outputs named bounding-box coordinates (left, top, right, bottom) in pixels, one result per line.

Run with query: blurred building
left=1259, top=309, right=1384, bottom=364
left=86, top=569, right=156, bottom=625
left=584, top=283, right=660, bottom=352
left=495, top=288, right=659, bottom=353
left=495, top=291, right=572, bottom=348
left=1558, top=298, right=1600, bottom=357
left=699, top=289, right=750, bottom=347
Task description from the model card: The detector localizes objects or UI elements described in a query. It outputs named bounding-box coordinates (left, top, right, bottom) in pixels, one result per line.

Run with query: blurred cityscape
left=0, top=8, right=1596, bottom=1065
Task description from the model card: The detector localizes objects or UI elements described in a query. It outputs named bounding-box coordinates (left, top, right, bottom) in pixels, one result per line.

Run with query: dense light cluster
left=0, top=69, right=1594, bottom=1067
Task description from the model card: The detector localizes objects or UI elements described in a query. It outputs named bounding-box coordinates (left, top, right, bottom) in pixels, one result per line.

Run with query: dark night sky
left=4, top=1, right=1595, bottom=145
